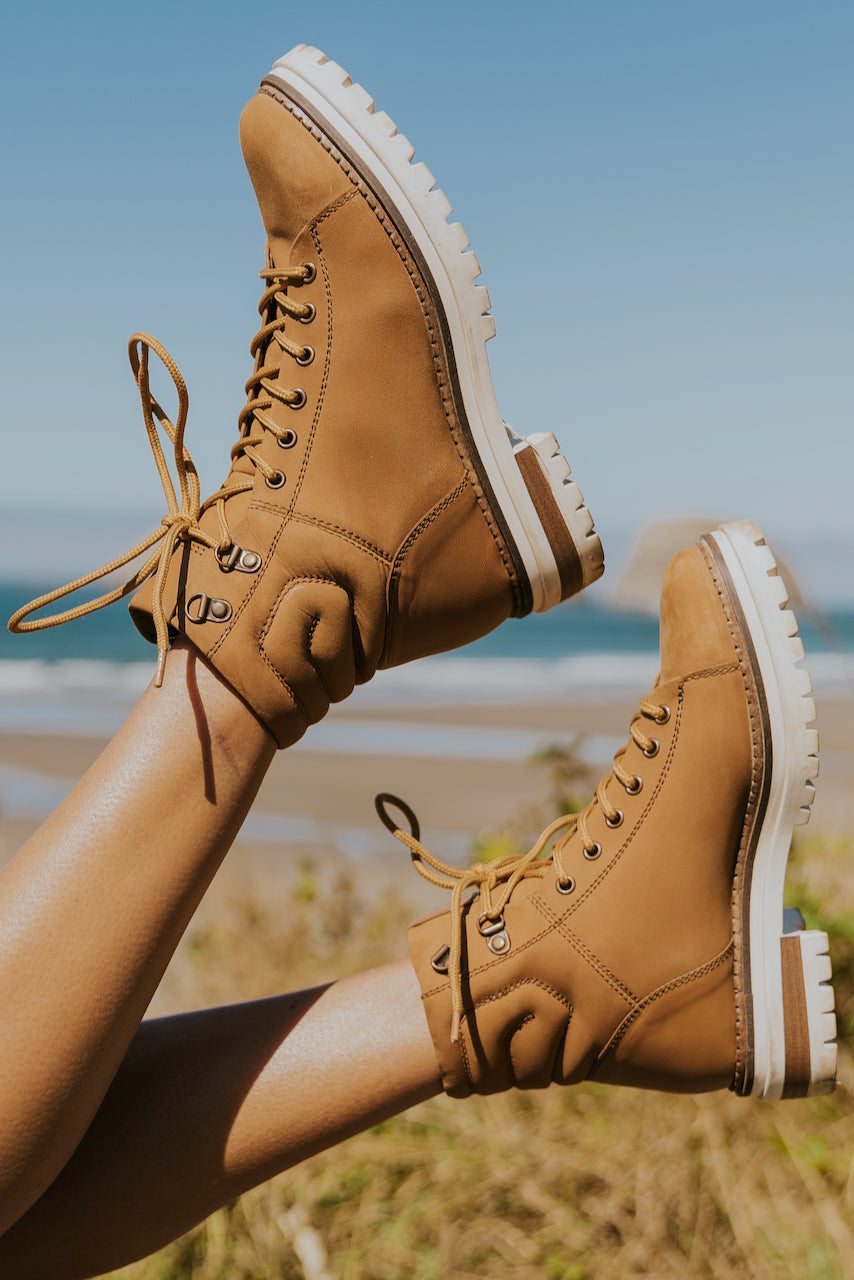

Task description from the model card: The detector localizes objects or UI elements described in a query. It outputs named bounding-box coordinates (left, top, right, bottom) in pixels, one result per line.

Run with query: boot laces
left=7, top=264, right=315, bottom=683
left=375, top=696, right=668, bottom=1043
left=231, top=263, right=315, bottom=479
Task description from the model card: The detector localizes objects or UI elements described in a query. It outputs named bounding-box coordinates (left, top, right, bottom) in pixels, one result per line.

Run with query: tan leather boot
left=9, top=45, right=602, bottom=746
left=385, top=521, right=836, bottom=1099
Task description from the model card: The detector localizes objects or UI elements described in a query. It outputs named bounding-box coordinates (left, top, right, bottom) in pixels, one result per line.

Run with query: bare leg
left=0, top=641, right=275, bottom=1233
left=0, top=959, right=439, bottom=1279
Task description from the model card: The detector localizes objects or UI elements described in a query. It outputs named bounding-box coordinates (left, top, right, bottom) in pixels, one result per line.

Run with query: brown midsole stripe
left=780, top=934, right=812, bottom=1098
left=514, top=447, right=583, bottom=600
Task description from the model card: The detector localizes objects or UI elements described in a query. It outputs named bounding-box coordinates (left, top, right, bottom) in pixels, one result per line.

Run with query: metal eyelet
left=265, top=470, right=286, bottom=489
left=185, top=593, right=233, bottom=624
left=302, top=261, right=317, bottom=284
left=215, top=545, right=262, bottom=574
left=297, top=303, right=316, bottom=324
left=655, top=705, right=671, bottom=725
left=583, top=842, right=602, bottom=861
left=295, top=345, right=315, bottom=366
left=477, top=911, right=506, bottom=938
left=487, top=930, right=511, bottom=956
left=625, top=775, right=643, bottom=796
left=604, top=810, right=624, bottom=829
left=277, top=428, right=298, bottom=449
left=288, top=388, right=307, bottom=410
left=556, top=875, right=576, bottom=895
left=642, top=739, right=660, bottom=758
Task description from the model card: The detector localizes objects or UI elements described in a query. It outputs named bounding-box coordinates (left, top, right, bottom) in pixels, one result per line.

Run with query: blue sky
left=1, top=1, right=851, bottom=592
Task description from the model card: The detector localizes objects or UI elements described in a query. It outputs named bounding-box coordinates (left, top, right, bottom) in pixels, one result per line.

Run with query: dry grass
left=109, top=828, right=854, bottom=1280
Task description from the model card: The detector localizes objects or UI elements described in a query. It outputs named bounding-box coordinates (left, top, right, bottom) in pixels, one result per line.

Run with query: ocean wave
left=0, top=654, right=666, bottom=704
left=0, top=650, right=852, bottom=705
left=0, top=660, right=153, bottom=698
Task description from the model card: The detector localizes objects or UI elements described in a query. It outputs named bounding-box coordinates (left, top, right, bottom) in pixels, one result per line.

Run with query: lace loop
left=376, top=793, right=572, bottom=1043
left=7, top=334, right=219, bottom=685
left=7, top=261, right=316, bottom=683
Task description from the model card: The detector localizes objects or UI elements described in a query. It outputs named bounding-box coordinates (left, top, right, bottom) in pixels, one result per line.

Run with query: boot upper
left=408, top=545, right=755, bottom=1096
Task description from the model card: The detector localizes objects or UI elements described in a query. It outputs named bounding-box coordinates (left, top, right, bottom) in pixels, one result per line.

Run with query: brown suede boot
left=9, top=46, right=602, bottom=746
left=386, top=521, right=836, bottom=1099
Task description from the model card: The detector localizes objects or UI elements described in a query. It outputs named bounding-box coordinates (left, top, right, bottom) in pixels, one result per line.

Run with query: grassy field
left=109, top=824, right=854, bottom=1280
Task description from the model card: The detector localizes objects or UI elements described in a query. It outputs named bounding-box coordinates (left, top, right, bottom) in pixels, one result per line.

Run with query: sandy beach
left=1, top=687, right=851, bottom=1015
left=1, top=686, right=853, bottom=1279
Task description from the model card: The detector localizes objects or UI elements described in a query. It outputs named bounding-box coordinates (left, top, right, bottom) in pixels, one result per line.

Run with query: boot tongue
left=230, top=90, right=353, bottom=488
left=239, top=90, right=353, bottom=269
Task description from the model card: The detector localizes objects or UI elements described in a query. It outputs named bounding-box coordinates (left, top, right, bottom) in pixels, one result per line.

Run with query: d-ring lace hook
left=375, top=794, right=575, bottom=1044
left=376, top=693, right=669, bottom=1045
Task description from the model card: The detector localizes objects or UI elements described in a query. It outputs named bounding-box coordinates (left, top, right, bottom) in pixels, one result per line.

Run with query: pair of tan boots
left=11, top=46, right=836, bottom=1101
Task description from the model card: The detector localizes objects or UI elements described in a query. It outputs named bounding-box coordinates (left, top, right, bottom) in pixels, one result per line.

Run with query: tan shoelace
left=376, top=696, right=668, bottom=1043
left=7, top=264, right=315, bottom=683
left=235, top=264, right=316, bottom=472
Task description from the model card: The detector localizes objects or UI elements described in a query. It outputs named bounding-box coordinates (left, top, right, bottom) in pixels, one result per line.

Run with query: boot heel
left=511, top=430, right=604, bottom=606
left=268, top=45, right=603, bottom=619
left=777, top=926, right=837, bottom=1098
left=702, top=521, right=836, bottom=1100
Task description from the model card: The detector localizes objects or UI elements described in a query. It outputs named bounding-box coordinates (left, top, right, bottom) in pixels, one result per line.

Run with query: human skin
left=0, top=640, right=279, bottom=1234
left=0, top=960, right=440, bottom=1279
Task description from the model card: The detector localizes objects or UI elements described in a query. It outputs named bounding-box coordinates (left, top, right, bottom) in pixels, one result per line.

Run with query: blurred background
left=0, top=0, right=852, bottom=594
left=1, top=5, right=853, bottom=1277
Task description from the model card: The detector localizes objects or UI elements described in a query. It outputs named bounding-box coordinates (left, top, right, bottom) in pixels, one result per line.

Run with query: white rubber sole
left=702, top=520, right=835, bottom=1099
left=265, top=44, right=603, bottom=612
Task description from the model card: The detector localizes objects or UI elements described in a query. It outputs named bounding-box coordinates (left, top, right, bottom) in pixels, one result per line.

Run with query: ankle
left=159, top=639, right=277, bottom=761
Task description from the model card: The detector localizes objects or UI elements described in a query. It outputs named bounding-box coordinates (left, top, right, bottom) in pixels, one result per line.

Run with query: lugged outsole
left=781, top=927, right=837, bottom=1096
left=264, top=44, right=604, bottom=611
left=701, top=520, right=836, bottom=1099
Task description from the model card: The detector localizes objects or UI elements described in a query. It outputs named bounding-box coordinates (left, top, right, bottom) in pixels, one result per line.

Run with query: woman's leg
left=0, top=641, right=275, bottom=1233
left=0, top=960, right=439, bottom=1279
left=0, top=39, right=605, bottom=1249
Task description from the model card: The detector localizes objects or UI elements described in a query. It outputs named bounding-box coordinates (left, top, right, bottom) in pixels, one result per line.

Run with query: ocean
left=1, top=580, right=851, bottom=852
left=1, top=582, right=852, bottom=740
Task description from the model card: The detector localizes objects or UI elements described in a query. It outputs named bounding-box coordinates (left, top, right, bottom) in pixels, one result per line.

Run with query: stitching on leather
left=556, top=685, right=686, bottom=917
left=595, top=939, right=734, bottom=1067
left=255, top=574, right=351, bottom=719
left=474, top=977, right=573, bottom=1013
left=419, top=920, right=558, bottom=997
left=701, top=544, right=763, bottom=1096
left=456, top=1007, right=474, bottom=1090
left=206, top=510, right=287, bottom=661
left=534, top=897, right=638, bottom=1004
left=423, top=989, right=475, bottom=1093
left=423, top=672, right=735, bottom=999
left=418, top=881, right=602, bottom=996
left=419, top=669, right=740, bottom=1007
left=208, top=200, right=351, bottom=662
left=306, top=615, right=333, bottom=703
left=683, top=661, right=740, bottom=682
left=287, top=199, right=350, bottom=512
left=251, top=499, right=294, bottom=517
left=557, top=663, right=746, bottom=921
left=698, top=545, right=765, bottom=1094
left=258, top=84, right=521, bottom=605
left=552, top=1009, right=575, bottom=1087
left=507, top=1012, right=536, bottom=1085
left=244, top=196, right=347, bottom=529
left=388, top=478, right=468, bottom=584
left=289, top=512, right=393, bottom=565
